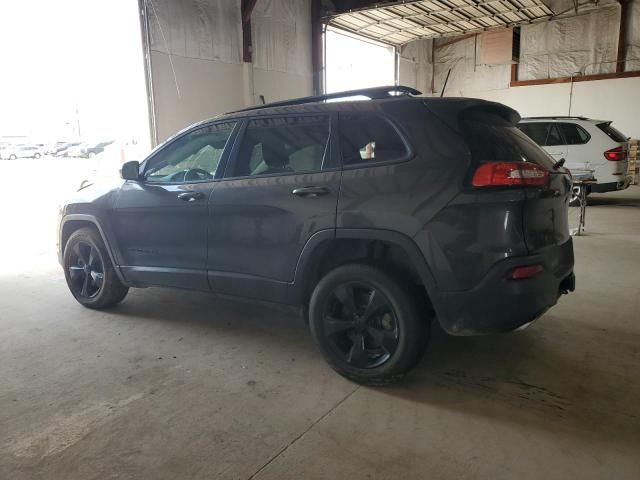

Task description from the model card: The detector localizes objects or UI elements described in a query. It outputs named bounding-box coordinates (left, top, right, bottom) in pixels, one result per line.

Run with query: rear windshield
left=462, top=110, right=555, bottom=170
left=597, top=122, right=627, bottom=143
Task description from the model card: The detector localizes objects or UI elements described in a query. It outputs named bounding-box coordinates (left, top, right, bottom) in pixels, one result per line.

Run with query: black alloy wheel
left=309, top=263, right=429, bottom=385
left=322, top=282, right=399, bottom=369
left=68, top=241, right=105, bottom=299
left=63, top=227, right=129, bottom=309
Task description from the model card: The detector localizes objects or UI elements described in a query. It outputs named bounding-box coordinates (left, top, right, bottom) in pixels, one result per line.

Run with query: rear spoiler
left=422, top=98, right=520, bottom=132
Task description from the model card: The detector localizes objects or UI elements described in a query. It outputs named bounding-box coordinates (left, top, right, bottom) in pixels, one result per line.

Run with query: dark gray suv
left=58, top=86, right=575, bottom=384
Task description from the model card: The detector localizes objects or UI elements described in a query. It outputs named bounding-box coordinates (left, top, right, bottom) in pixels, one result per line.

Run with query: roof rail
left=522, top=116, right=589, bottom=120
left=228, top=85, right=422, bottom=114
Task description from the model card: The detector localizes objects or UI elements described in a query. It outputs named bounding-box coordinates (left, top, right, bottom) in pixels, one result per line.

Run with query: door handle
left=177, top=191, right=205, bottom=202
left=292, top=186, right=329, bottom=197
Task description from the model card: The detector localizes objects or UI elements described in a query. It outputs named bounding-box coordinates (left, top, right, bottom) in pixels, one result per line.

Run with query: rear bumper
left=590, top=177, right=632, bottom=193
left=435, top=239, right=574, bottom=335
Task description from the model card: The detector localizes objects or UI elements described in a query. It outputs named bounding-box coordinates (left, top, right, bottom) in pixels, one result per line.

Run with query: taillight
left=472, top=162, right=549, bottom=188
left=510, top=264, right=544, bottom=280
left=604, top=146, right=625, bottom=161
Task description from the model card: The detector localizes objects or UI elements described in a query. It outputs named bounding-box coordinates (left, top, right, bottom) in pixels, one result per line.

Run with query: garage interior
left=1, top=0, right=640, bottom=479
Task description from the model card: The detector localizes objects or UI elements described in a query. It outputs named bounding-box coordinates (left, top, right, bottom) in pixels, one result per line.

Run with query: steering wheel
left=165, top=168, right=213, bottom=183
left=184, top=168, right=213, bottom=182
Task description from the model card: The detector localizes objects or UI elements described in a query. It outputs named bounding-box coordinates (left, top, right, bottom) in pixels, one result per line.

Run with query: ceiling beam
left=616, top=0, right=628, bottom=73
left=241, top=0, right=259, bottom=62
left=343, top=0, right=551, bottom=32
left=312, top=0, right=324, bottom=94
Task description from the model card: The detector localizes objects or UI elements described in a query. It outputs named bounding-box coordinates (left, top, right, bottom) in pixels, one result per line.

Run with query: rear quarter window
left=559, top=123, right=590, bottom=145
left=597, top=123, right=628, bottom=143
left=463, top=111, right=555, bottom=169
left=339, top=114, right=408, bottom=166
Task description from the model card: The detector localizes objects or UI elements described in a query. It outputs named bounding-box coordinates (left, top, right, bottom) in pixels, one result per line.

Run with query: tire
left=34, top=153, right=41, bottom=159
left=309, top=263, right=430, bottom=385
left=63, top=227, right=129, bottom=309
left=88, top=152, right=96, bottom=158
left=9, top=154, right=16, bottom=160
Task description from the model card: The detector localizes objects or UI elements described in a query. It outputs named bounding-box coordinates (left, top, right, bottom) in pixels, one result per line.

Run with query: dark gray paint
left=58, top=96, right=574, bottom=335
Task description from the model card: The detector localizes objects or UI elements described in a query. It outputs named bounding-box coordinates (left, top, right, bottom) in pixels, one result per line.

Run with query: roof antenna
left=440, top=69, right=451, bottom=98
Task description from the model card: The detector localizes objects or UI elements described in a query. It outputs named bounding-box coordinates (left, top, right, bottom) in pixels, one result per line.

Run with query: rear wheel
left=309, top=264, right=429, bottom=385
left=9, top=154, right=16, bottom=160
left=34, top=153, right=41, bottom=159
left=63, top=228, right=129, bottom=309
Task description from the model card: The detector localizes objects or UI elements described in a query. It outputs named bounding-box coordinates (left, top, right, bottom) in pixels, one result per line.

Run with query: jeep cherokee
left=58, top=86, right=575, bottom=384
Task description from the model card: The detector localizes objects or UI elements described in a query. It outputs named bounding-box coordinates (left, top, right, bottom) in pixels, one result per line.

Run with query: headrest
left=262, top=143, right=288, bottom=167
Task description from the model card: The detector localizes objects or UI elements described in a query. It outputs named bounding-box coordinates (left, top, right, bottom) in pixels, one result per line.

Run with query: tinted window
left=597, top=122, right=627, bottom=142
left=545, top=124, right=564, bottom=146
left=559, top=123, right=590, bottom=145
left=228, top=116, right=329, bottom=178
left=145, top=122, right=236, bottom=183
left=518, top=123, right=548, bottom=145
left=463, top=111, right=555, bottom=169
left=340, top=114, right=408, bottom=165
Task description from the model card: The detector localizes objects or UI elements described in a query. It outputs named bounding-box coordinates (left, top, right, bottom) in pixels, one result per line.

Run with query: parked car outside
left=48, top=141, right=73, bottom=155
left=1, top=145, right=46, bottom=160
left=57, top=86, right=575, bottom=384
left=55, top=142, right=82, bottom=157
left=66, top=141, right=115, bottom=158
left=81, top=140, right=114, bottom=158
left=518, top=117, right=632, bottom=203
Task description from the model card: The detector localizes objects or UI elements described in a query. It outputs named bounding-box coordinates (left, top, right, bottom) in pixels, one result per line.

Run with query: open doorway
left=324, top=28, right=396, bottom=94
left=0, top=0, right=150, bottom=272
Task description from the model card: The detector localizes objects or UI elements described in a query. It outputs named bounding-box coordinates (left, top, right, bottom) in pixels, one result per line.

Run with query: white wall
left=147, top=0, right=313, bottom=144
left=251, top=0, right=313, bottom=103
left=473, top=77, right=640, bottom=139
left=150, top=52, right=247, bottom=142
left=397, top=1, right=640, bottom=139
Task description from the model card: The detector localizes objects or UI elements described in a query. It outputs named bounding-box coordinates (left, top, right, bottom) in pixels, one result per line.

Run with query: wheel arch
left=59, top=214, right=127, bottom=284
left=292, top=228, right=444, bottom=318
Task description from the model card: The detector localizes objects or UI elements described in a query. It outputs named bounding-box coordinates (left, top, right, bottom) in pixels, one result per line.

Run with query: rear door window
left=463, top=111, right=555, bottom=169
left=545, top=124, right=564, bottom=146
left=597, top=122, right=628, bottom=142
left=227, top=115, right=330, bottom=178
left=518, top=122, right=564, bottom=147
left=518, top=123, right=548, bottom=145
left=339, top=114, right=408, bottom=165
left=558, top=123, right=590, bottom=145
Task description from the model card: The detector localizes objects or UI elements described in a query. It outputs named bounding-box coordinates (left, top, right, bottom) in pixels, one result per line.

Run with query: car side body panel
left=58, top=96, right=575, bottom=337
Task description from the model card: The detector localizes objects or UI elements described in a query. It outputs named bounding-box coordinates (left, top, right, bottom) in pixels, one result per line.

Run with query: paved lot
left=1, top=158, right=639, bottom=479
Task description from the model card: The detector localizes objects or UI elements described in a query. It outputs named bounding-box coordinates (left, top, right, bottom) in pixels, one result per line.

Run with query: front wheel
left=34, top=153, right=41, bottom=159
left=63, top=227, right=129, bottom=309
left=309, top=264, right=429, bottom=385
left=9, top=154, right=16, bottom=160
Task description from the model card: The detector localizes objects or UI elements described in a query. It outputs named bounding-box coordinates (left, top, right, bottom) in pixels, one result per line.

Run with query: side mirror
left=120, top=160, right=140, bottom=181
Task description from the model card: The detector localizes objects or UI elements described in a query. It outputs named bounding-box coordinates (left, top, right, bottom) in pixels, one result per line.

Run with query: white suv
left=518, top=117, right=632, bottom=200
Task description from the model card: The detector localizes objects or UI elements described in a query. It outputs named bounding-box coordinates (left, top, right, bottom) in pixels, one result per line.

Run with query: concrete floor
left=1, top=160, right=639, bottom=479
